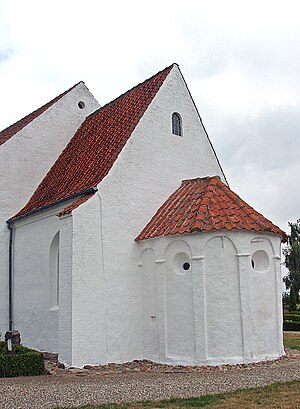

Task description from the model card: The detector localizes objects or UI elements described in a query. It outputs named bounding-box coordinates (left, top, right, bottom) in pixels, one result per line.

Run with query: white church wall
left=92, top=64, right=225, bottom=364
left=204, top=236, right=243, bottom=362
left=140, top=248, right=159, bottom=361
left=165, top=240, right=195, bottom=363
left=4, top=65, right=283, bottom=368
left=12, top=211, right=61, bottom=353
left=0, top=83, right=100, bottom=335
left=70, top=195, right=106, bottom=367
left=137, top=230, right=283, bottom=366
left=249, top=236, right=283, bottom=358
left=49, top=232, right=60, bottom=310
left=58, top=214, right=74, bottom=365
left=10, top=202, right=76, bottom=364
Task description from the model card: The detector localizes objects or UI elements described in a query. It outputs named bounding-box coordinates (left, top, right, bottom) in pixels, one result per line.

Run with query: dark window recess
left=172, top=113, right=182, bottom=136
left=183, top=262, right=190, bottom=270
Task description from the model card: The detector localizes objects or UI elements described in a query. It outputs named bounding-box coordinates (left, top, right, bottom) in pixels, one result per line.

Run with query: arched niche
left=249, top=236, right=275, bottom=272
left=204, top=235, right=243, bottom=359
left=165, top=239, right=195, bottom=360
left=249, top=236, right=278, bottom=355
left=49, top=232, right=60, bottom=309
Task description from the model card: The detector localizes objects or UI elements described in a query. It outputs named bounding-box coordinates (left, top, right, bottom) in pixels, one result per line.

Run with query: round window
left=173, top=252, right=191, bottom=275
left=251, top=250, right=269, bottom=271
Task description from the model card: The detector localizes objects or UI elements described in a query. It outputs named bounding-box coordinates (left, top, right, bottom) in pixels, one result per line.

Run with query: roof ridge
left=0, top=81, right=83, bottom=147
left=182, top=175, right=220, bottom=185
left=175, top=64, right=228, bottom=186
left=191, top=176, right=219, bottom=231
left=12, top=65, right=174, bottom=220
left=85, top=64, right=175, bottom=121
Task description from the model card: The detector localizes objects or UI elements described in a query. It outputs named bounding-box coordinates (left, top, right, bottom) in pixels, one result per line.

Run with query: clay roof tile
left=12, top=65, right=174, bottom=220
left=136, top=176, right=287, bottom=241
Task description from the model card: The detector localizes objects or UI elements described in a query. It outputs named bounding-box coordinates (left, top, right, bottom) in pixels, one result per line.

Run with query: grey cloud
left=179, top=17, right=300, bottom=88
left=209, top=107, right=300, bottom=230
left=215, top=106, right=300, bottom=173
left=231, top=38, right=300, bottom=87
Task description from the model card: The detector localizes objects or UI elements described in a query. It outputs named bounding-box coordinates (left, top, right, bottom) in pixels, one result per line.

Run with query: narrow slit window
left=172, top=113, right=182, bottom=136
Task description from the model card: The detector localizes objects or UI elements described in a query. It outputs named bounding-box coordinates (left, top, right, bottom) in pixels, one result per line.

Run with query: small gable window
left=172, top=112, right=182, bottom=136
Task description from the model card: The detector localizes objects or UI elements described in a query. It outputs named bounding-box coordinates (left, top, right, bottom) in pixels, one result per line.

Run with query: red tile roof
left=12, top=64, right=174, bottom=220
left=0, top=82, right=82, bottom=147
left=136, top=176, right=287, bottom=241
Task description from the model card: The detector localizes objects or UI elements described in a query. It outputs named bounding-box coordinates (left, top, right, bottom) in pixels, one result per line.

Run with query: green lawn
left=283, top=331, right=300, bottom=350
left=55, top=380, right=300, bottom=409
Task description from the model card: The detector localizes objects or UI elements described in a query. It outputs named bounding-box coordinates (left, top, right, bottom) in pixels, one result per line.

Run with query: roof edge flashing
left=8, top=187, right=98, bottom=225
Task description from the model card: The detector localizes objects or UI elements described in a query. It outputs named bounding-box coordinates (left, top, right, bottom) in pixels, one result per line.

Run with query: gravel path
left=1, top=350, right=300, bottom=409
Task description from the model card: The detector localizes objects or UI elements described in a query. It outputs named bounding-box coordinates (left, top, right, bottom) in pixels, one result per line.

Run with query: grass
left=283, top=331, right=300, bottom=350
left=210, top=381, right=300, bottom=408
left=55, top=395, right=223, bottom=409
left=55, top=381, right=300, bottom=409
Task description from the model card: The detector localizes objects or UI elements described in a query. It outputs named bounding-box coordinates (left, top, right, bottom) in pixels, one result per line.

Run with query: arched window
left=49, top=232, right=60, bottom=309
left=172, top=112, right=182, bottom=136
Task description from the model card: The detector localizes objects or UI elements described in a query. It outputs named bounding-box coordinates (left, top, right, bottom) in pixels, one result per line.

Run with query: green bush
left=0, top=341, right=44, bottom=378
left=283, top=321, right=300, bottom=331
left=284, top=314, right=300, bottom=322
left=0, top=341, right=5, bottom=355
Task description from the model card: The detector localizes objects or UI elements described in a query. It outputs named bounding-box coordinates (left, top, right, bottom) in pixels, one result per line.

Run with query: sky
left=0, top=0, right=299, bottom=234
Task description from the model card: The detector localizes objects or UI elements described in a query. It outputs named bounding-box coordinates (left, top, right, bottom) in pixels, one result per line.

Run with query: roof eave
left=7, top=187, right=98, bottom=225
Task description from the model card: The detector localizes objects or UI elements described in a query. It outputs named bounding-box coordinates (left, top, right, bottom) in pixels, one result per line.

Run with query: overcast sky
left=0, top=0, right=299, bottom=233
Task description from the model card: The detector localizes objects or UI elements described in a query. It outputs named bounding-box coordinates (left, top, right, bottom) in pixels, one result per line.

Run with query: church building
left=0, top=64, right=286, bottom=367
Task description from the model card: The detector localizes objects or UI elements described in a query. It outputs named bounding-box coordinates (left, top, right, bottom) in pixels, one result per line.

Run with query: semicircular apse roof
left=136, top=176, right=286, bottom=241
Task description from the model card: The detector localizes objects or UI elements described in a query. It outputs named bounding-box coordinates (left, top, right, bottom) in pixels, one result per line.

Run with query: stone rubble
left=43, top=348, right=300, bottom=377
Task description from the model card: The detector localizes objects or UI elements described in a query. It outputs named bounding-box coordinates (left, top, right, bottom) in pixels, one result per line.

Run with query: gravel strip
left=1, top=350, right=300, bottom=409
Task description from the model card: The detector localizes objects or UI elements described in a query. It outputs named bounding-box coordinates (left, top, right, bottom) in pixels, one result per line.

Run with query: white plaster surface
left=13, top=211, right=61, bottom=353
left=0, top=83, right=100, bottom=336
left=84, top=64, right=226, bottom=366
left=204, top=236, right=243, bottom=361
left=141, top=248, right=159, bottom=361
left=71, top=195, right=106, bottom=367
left=49, top=232, right=60, bottom=309
left=138, top=230, right=283, bottom=366
left=165, top=240, right=195, bottom=363
left=6, top=65, right=284, bottom=367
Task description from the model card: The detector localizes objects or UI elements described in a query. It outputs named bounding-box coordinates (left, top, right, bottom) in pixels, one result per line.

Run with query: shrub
left=0, top=341, right=5, bottom=355
left=283, top=321, right=300, bottom=331
left=0, top=342, right=44, bottom=378
left=284, top=314, right=300, bottom=322
left=289, top=286, right=298, bottom=312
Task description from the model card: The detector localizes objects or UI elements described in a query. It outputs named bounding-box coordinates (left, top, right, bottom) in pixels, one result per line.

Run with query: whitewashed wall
left=68, top=64, right=226, bottom=366
left=71, top=196, right=106, bottom=367
left=11, top=201, right=75, bottom=362
left=137, top=230, right=283, bottom=366
left=0, top=84, right=100, bottom=336
left=12, top=209, right=61, bottom=353
left=9, top=65, right=283, bottom=367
